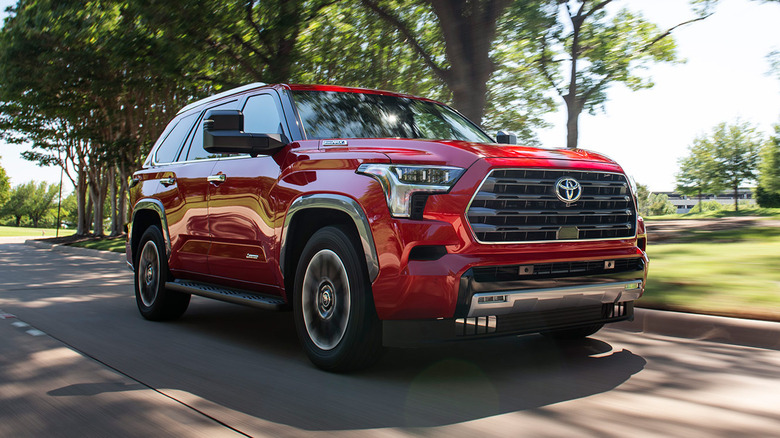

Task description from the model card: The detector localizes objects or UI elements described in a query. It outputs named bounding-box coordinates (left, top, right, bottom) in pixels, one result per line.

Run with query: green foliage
left=636, top=183, right=676, bottom=216
left=0, top=181, right=59, bottom=228
left=531, top=1, right=705, bottom=148
left=676, top=137, right=722, bottom=211
left=696, top=200, right=724, bottom=212
left=756, top=124, right=780, bottom=207
left=0, top=160, right=9, bottom=205
left=769, top=50, right=780, bottom=82
left=677, top=121, right=762, bottom=211
left=294, top=2, right=447, bottom=100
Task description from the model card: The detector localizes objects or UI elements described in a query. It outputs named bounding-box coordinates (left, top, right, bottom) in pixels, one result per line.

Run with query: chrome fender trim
left=280, top=194, right=380, bottom=281
left=130, top=199, right=172, bottom=259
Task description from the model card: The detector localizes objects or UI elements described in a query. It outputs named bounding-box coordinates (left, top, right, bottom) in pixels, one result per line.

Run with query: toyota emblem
left=555, top=177, right=582, bottom=204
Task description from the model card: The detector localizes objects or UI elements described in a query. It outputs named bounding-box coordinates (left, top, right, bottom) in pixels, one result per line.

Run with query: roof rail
left=177, top=82, right=268, bottom=114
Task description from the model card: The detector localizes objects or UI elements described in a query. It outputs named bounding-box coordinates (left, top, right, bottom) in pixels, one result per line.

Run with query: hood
left=324, top=138, right=619, bottom=169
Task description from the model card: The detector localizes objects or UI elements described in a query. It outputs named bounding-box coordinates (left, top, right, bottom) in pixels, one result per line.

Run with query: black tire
left=134, top=225, right=190, bottom=321
left=540, top=323, right=604, bottom=340
left=293, top=225, right=383, bottom=372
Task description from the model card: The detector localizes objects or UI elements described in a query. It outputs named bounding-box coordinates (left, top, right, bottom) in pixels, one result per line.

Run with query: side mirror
left=203, top=109, right=287, bottom=156
left=496, top=130, right=517, bottom=145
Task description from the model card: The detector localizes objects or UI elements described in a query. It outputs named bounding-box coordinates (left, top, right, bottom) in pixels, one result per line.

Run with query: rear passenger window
left=243, top=94, right=283, bottom=134
left=184, top=100, right=237, bottom=161
left=154, top=113, right=197, bottom=164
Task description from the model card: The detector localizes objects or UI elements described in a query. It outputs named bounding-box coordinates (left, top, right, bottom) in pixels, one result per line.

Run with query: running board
left=166, top=280, right=286, bottom=311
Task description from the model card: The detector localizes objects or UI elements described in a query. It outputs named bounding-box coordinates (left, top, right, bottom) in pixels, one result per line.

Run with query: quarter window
left=154, top=113, right=197, bottom=164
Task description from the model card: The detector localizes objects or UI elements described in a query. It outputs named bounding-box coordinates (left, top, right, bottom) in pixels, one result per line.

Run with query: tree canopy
left=756, top=124, right=780, bottom=207
left=533, top=0, right=710, bottom=148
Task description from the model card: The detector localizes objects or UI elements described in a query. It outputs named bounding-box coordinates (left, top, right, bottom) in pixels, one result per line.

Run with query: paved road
left=1, top=239, right=779, bottom=437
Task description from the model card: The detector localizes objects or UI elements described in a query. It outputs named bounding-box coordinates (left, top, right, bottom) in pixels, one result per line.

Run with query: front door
left=206, top=92, right=288, bottom=292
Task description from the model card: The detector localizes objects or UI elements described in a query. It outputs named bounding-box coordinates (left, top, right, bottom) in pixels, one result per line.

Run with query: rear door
left=206, top=92, right=288, bottom=292
left=149, top=111, right=216, bottom=276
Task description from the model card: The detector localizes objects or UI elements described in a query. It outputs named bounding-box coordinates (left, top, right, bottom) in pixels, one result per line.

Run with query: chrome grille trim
left=466, top=168, right=638, bottom=244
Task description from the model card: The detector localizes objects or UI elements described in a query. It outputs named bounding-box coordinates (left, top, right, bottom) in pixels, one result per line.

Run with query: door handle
left=160, top=177, right=176, bottom=187
left=207, top=174, right=226, bottom=184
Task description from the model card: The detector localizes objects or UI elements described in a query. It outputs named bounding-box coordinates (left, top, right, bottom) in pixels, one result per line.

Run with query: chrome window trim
left=280, top=194, right=380, bottom=281
left=464, top=168, right=639, bottom=245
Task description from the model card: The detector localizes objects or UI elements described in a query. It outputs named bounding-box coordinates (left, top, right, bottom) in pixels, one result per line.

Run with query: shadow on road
left=1, top=242, right=646, bottom=431
left=163, top=303, right=646, bottom=430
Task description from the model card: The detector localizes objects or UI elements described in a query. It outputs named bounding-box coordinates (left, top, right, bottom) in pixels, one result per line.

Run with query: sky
left=0, top=0, right=779, bottom=192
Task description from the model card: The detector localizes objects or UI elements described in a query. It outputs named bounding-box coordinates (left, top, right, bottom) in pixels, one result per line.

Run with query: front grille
left=467, top=168, right=637, bottom=243
left=472, top=258, right=645, bottom=283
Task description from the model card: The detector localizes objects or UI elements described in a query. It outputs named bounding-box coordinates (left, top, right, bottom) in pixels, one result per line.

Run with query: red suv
left=127, top=83, right=648, bottom=371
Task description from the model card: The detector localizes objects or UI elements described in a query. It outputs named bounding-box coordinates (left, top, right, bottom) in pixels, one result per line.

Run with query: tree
left=533, top=1, right=710, bottom=148
left=756, top=124, right=780, bottom=207
left=360, top=0, right=556, bottom=135
left=24, top=182, right=59, bottom=228
left=135, top=0, right=339, bottom=87
left=0, top=161, right=9, bottom=205
left=0, top=183, right=33, bottom=227
left=1, top=0, right=204, bottom=236
left=700, top=122, right=762, bottom=212
left=675, top=140, right=721, bottom=212
left=362, top=0, right=510, bottom=124
left=636, top=183, right=675, bottom=216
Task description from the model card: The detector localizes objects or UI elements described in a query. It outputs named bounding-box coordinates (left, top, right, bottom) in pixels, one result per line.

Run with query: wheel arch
left=280, top=194, right=380, bottom=298
left=129, top=199, right=170, bottom=266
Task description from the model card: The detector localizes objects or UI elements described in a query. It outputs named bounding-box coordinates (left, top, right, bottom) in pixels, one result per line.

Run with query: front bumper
left=383, top=302, right=633, bottom=347
left=466, top=280, right=642, bottom=317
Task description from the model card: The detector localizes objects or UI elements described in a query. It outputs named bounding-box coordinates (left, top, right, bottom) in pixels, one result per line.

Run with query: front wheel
left=293, top=225, right=383, bottom=372
left=134, top=225, right=190, bottom=321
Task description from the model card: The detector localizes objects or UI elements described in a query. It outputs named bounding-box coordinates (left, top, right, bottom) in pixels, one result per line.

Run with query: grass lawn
left=642, top=227, right=780, bottom=321
left=0, top=225, right=76, bottom=237
left=646, top=206, right=780, bottom=220
left=68, top=236, right=126, bottom=253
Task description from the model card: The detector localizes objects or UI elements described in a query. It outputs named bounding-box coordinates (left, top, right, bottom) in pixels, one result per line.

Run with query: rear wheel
left=540, top=323, right=604, bottom=340
left=293, top=225, right=383, bottom=372
left=134, top=226, right=190, bottom=321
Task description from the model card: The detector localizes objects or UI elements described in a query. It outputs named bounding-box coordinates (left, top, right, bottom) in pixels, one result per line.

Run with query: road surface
left=1, top=238, right=778, bottom=437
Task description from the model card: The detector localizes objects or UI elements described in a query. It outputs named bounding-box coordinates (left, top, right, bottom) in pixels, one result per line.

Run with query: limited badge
left=322, top=139, right=348, bottom=146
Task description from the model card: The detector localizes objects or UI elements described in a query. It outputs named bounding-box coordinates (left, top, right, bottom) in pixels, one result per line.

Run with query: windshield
left=291, top=90, right=493, bottom=143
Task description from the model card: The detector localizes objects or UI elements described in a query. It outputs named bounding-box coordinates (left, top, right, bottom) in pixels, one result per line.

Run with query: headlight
left=357, top=164, right=465, bottom=217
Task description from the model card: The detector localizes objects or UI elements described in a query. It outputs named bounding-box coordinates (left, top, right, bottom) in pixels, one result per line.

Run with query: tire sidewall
left=134, top=226, right=169, bottom=319
left=293, top=226, right=375, bottom=370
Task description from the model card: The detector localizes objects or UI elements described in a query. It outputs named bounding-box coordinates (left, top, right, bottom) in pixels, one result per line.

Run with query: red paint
left=129, top=84, right=648, bottom=321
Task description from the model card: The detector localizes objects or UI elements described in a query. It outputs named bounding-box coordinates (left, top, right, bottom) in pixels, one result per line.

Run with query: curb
left=20, top=239, right=780, bottom=351
left=24, top=239, right=127, bottom=263
left=613, top=307, right=780, bottom=351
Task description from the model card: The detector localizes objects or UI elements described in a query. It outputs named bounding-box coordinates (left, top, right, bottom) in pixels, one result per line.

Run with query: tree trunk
left=76, top=169, right=89, bottom=236
left=734, top=183, right=739, bottom=212
left=15, top=216, right=21, bottom=227
left=89, top=175, right=109, bottom=237
left=117, top=167, right=129, bottom=236
left=698, top=189, right=703, bottom=213
left=429, top=0, right=506, bottom=125
left=108, top=166, right=118, bottom=236
left=564, top=94, right=582, bottom=149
